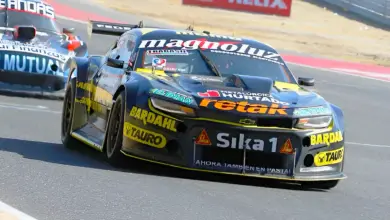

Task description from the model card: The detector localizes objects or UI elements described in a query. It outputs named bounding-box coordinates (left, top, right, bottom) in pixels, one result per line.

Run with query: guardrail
left=318, top=0, right=390, bottom=26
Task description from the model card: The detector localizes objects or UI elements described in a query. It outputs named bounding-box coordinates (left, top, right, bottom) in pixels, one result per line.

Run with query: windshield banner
left=139, top=39, right=284, bottom=65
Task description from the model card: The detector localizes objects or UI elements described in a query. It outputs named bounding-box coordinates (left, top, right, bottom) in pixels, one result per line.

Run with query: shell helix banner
left=182, top=0, right=292, bottom=17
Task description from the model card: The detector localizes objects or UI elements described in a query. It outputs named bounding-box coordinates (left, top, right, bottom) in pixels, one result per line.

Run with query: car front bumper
left=121, top=107, right=346, bottom=182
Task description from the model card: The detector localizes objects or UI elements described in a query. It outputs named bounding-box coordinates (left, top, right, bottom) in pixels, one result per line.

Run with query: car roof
left=132, top=28, right=279, bottom=54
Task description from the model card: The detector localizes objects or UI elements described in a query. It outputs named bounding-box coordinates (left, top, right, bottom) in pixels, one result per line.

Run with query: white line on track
left=287, top=62, right=390, bottom=83
left=346, top=142, right=390, bottom=148
left=0, top=103, right=61, bottom=114
left=0, top=200, right=38, bottom=220
left=56, top=14, right=88, bottom=24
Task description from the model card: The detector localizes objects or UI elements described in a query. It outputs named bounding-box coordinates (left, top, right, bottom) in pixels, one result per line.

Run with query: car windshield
left=140, top=48, right=295, bottom=83
left=0, top=8, right=60, bottom=34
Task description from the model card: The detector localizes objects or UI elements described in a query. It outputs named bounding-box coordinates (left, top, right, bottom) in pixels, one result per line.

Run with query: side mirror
left=298, top=77, right=315, bottom=86
left=107, top=57, right=124, bottom=69
left=63, top=27, right=75, bottom=34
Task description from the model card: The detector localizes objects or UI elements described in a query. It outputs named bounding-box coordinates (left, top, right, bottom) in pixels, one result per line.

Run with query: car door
left=90, top=31, right=139, bottom=131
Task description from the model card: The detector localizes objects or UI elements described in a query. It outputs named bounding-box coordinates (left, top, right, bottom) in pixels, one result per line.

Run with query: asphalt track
left=0, top=6, right=390, bottom=220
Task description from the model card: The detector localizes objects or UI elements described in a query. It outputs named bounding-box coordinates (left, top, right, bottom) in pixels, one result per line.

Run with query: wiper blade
left=197, top=48, right=222, bottom=77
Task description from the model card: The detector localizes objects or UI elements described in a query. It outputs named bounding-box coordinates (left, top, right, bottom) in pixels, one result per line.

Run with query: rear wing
left=88, top=20, right=143, bottom=36
left=87, top=20, right=196, bottom=37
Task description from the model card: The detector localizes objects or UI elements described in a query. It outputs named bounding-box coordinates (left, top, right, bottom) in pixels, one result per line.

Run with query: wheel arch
left=330, top=103, right=345, bottom=135
left=65, top=57, right=90, bottom=133
left=66, top=57, right=90, bottom=85
left=102, top=80, right=140, bottom=152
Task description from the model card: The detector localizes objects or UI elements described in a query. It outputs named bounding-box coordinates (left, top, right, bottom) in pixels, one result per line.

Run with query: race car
left=0, top=0, right=87, bottom=98
left=61, top=20, right=346, bottom=190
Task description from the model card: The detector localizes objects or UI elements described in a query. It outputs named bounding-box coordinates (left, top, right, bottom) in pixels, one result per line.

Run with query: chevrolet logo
left=239, top=119, right=256, bottom=125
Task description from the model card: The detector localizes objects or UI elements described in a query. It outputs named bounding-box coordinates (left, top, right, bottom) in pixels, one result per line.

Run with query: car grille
left=245, top=151, right=291, bottom=168
left=198, top=147, right=292, bottom=173
left=200, top=147, right=243, bottom=165
left=256, top=117, right=296, bottom=129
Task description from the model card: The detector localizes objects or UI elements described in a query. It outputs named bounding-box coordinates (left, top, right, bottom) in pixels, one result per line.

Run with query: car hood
left=135, top=69, right=331, bottom=117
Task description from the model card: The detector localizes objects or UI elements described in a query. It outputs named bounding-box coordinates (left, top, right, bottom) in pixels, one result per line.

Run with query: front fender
left=66, top=57, right=90, bottom=84
left=330, top=103, right=345, bottom=134
left=112, top=80, right=141, bottom=116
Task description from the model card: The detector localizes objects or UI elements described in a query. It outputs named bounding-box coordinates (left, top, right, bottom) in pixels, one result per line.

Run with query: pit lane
left=0, top=9, right=389, bottom=220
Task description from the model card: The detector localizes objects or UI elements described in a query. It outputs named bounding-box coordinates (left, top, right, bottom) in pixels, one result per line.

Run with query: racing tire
left=105, top=91, right=128, bottom=167
left=300, top=180, right=339, bottom=190
left=61, top=78, right=82, bottom=149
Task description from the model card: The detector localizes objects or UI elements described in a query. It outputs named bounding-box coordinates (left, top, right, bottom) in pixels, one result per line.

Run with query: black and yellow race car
left=61, top=20, right=346, bottom=190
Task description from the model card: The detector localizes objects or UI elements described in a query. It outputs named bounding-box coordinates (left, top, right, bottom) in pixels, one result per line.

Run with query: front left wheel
left=105, top=91, right=128, bottom=167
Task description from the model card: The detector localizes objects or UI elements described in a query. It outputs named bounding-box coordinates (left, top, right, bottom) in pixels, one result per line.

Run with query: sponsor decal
left=239, top=118, right=256, bottom=125
left=197, top=90, right=221, bottom=97
left=293, top=106, right=332, bottom=117
left=164, top=63, right=187, bottom=73
left=123, top=122, right=167, bottom=148
left=182, top=0, right=292, bottom=17
left=152, top=58, right=167, bottom=69
left=176, top=31, right=242, bottom=41
left=314, top=147, right=344, bottom=167
left=146, top=49, right=189, bottom=56
left=0, top=40, right=50, bottom=49
left=310, top=131, right=343, bottom=146
left=0, top=0, right=55, bottom=19
left=200, top=99, right=288, bottom=115
left=194, top=160, right=291, bottom=175
left=77, top=81, right=94, bottom=92
left=228, top=0, right=288, bottom=9
left=129, top=106, right=177, bottom=132
left=150, top=88, right=194, bottom=105
left=95, top=23, right=132, bottom=31
left=279, top=139, right=293, bottom=154
left=0, top=42, right=68, bottom=62
left=195, top=129, right=211, bottom=145
left=75, top=97, right=102, bottom=113
left=2, top=54, right=61, bottom=75
left=190, top=76, right=222, bottom=82
left=216, top=133, right=279, bottom=152
left=197, top=90, right=289, bottom=105
left=76, top=82, right=112, bottom=106
left=138, top=39, right=283, bottom=64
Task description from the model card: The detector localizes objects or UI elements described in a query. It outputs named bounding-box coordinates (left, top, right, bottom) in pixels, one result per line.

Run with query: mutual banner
left=182, top=0, right=292, bottom=17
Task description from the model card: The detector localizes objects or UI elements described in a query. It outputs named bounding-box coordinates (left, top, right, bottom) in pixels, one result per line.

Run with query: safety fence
left=319, top=0, right=390, bottom=26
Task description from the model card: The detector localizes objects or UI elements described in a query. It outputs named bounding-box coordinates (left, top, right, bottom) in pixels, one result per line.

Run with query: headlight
left=296, top=116, right=332, bottom=129
left=150, top=97, right=196, bottom=117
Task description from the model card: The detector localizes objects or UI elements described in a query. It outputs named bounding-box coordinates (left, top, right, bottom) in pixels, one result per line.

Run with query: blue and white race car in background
left=0, top=0, right=88, bottom=98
